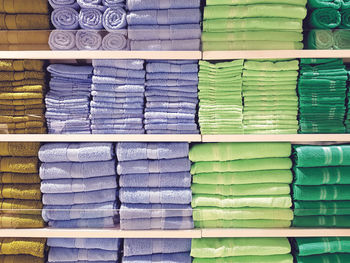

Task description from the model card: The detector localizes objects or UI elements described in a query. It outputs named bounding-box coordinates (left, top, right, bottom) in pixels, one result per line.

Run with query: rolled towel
left=123, top=252, right=191, bottom=262
left=77, top=0, right=107, bottom=10
left=79, top=8, right=103, bottom=29
left=48, top=238, right=121, bottom=250
left=127, top=0, right=200, bottom=10
left=48, top=217, right=115, bottom=228
left=49, top=0, right=80, bottom=9
left=127, top=9, right=200, bottom=25
left=307, top=29, right=334, bottom=49
left=103, top=0, right=124, bottom=6
left=51, top=7, right=79, bottom=30
left=308, top=0, right=342, bottom=9
left=120, top=217, right=194, bottom=230
left=341, top=8, right=350, bottom=28
left=48, top=247, right=118, bottom=262
left=309, top=8, right=341, bottom=29
left=103, top=7, right=127, bottom=32
left=92, top=59, right=144, bottom=70
left=76, top=30, right=102, bottom=50
left=102, top=32, right=129, bottom=50
left=49, top=30, right=76, bottom=50
left=119, top=172, right=191, bottom=187
left=94, top=67, right=145, bottom=79
left=334, top=29, right=350, bottom=49
left=39, top=143, right=114, bottom=163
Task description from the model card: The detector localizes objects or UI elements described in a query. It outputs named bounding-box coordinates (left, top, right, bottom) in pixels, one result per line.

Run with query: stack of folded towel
left=123, top=238, right=192, bottom=263
left=198, top=60, right=244, bottom=134
left=190, top=142, right=293, bottom=228
left=39, top=142, right=118, bottom=228
left=298, top=58, right=347, bottom=133
left=47, top=238, right=121, bottom=263
left=202, top=0, right=307, bottom=50
left=0, top=0, right=50, bottom=50
left=144, top=60, right=199, bottom=134
left=293, top=237, right=350, bottom=262
left=0, top=142, right=44, bottom=228
left=242, top=59, right=299, bottom=134
left=126, top=0, right=201, bottom=50
left=0, top=238, right=46, bottom=263
left=46, top=64, right=93, bottom=134
left=191, top=237, right=293, bottom=262
left=49, top=0, right=128, bottom=50
left=118, top=142, right=193, bottom=230
left=91, top=59, right=145, bottom=134
left=0, top=60, right=47, bottom=134
left=293, top=145, right=350, bottom=227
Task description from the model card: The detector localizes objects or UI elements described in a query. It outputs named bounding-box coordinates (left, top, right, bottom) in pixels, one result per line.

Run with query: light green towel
left=294, top=201, right=350, bottom=216
left=202, top=31, right=303, bottom=42
left=206, top=0, right=306, bottom=6
left=294, top=166, right=350, bottom=185
left=294, top=237, right=350, bottom=256
left=202, top=40, right=303, bottom=51
left=194, top=219, right=292, bottom=228
left=296, top=254, right=350, bottom=263
left=293, top=185, right=350, bottom=200
left=293, top=215, right=350, bottom=227
left=191, top=237, right=291, bottom=258
left=193, top=254, right=293, bottom=263
left=243, top=70, right=298, bottom=78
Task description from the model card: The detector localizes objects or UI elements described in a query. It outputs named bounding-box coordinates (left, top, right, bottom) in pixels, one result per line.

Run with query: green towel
left=192, top=194, right=292, bottom=208
left=243, top=71, right=298, bottom=78
left=294, top=201, right=350, bottom=216
left=191, top=237, right=291, bottom=258
left=203, top=41, right=303, bottom=51
left=293, top=185, right=350, bottom=200
left=294, top=145, right=350, bottom=167
left=343, top=0, right=350, bottom=8
left=204, top=5, right=307, bottom=20
left=202, top=31, right=303, bottom=42
left=308, top=0, right=342, bottom=9
left=334, top=29, right=350, bottom=49
left=193, top=254, right=293, bottom=263
left=194, top=219, right=292, bottom=228
left=244, top=60, right=299, bottom=71
left=294, top=237, right=350, bottom=256
left=340, top=8, right=350, bottom=28
left=308, top=8, right=341, bottom=29
left=206, top=0, right=306, bottom=6
left=294, top=166, right=350, bottom=185
left=296, top=254, right=350, bottom=263
left=293, top=215, right=350, bottom=227
left=193, top=170, right=292, bottom=185
left=301, top=58, right=341, bottom=64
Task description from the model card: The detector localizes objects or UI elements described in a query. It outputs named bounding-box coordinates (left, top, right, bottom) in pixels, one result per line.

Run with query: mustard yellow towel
left=0, top=142, right=39, bottom=157
left=0, top=60, right=44, bottom=72
left=0, top=184, right=41, bottom=200
left=0, top=14, right=49, bottom=30
left=0, top=157, right=38, bottom=173
left=0, top=115, right=45, bottom=123
left=3, top=127, right=46, bottom=134
left=0, top=44, right=50, bottom=51
left=0, top=199, right=42, bottom=215
left=0, top=214, right=44, bottom=228
left=2, top=121, right=45, bottom=130
left=0, top=31, right=49, bottom=45
left=0, top=92, right=43, bottom=100
left=0, top=104, right=44, bottom=111
left=0, top=108, right=44, bottom=116
left=0, top=0, right=48, bottom=14
left=0, top=80, right=45, bottom=87
left=0, top=255, right=44, bottom=263
left=0, top=85, right=44, bottom=93
left=0, top=72, right=45, bottom=82
left=0, top=173, right=40, bottom=184
left=0, top=238, right=46, bottom=258
left=0, top=99, right=43, bottom=106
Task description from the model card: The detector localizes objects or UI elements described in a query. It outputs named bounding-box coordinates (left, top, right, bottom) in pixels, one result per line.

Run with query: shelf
left=0, top=51, right=202, bottom=60
left=203, top=50, right=350, bottom=60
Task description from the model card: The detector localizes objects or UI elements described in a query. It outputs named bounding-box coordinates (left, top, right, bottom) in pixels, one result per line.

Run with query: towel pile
left=0, top=60, right=47, bottom=134
left=49, top=0, right=128, bottom=50
left=191, top=237, right=293, bottom=263
left=126, top=0, right=201, bottom=50
left=46, top=64, right=93, bottom=134
left=202, top=0, right=307, bottom=50
left=39, top=142, right=118, bottom=228
left=123, top=238, right=192, bottom=263
left=47, top=238, right=121, bottom=263
left=0, top=238, right=46, bottom=263
left=144, top=60, right=199, bottom=134
left=298, top=58, right=347, bottom=133
left=190, top=142, right=293, bottom=228
left=242, top=59, right=299, bottom=134
left=0, top=142, right=44, bottom=228
left=91, top=59, right=145, bottom=134
left=293, top=145, right=350, bottom=227
left=198, top=60, right=244, bottom=134
left=0, top=0, right=49, bottom=50
left=118, top=142, right=193, bottom=230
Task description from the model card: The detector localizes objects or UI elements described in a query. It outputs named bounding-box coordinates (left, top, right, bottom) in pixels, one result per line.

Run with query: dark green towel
left=293, top=215, right=350, bottom=227
left=301, top=58, right=342, bottom=65
left=294, top=166, right=350, bottom=185
left=294, top=237, right=350, bottom=256
left=340, top=8, right=350, bottom=28
left=308, top=8, right=341, bottom=29
left=307, top=29, right=334, bottom=49
left=293, top=185, right=350, bottom=200
left=294, top=201, right=350, bottom=216
left=308, top=0, right=342, bottom=9
left=296, top=254, right=350, bottom=263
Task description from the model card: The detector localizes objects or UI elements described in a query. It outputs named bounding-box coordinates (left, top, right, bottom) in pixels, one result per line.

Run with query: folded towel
left=0, top=172, right=41, bottom=184
left=147, top=72, right=198, bottom=81
left=49, top=247, right=118, bottom=262
left=293, top=185, right=350, bottom=200
left=47, top=64, right=93, bottom=80
left=49, top=0, right=80, bottom=9
left=102, top=31, right=129, bottom=50
left=48, top=217, right=115, bottom=228
left=296, top=254, right=350, bottom=263
left=146, top=62, right=198, bottom=73
left=79, top=8, right=103, bottom=30
left=0, top=157, right=38, bottom=173
left=51, top=7, right=79, bottom=30
left=0, top=214, right=44, bottom=228
left=294, top=200, right=350, bottom=216
left=309, top=8, right=341, bottom=29
left=75, top=30, right=102, bottom=50
left=146, top=79, right=197, bottom=86
left=0, top=255, right=44, bottom=263
left=0, top=184, right=41, bottom=200
left=0, top=142, right=39, bottom=156
left=120, top=216, right=193, bottom=230
left=131, top=39, right=200, bottom=51
left=94, top=67, right=145, bottom=79
left=0, top=60, right=44, bottom=72
left=0, top=0, right=48, bottom=13
left=127, top=0, right=200, bottom=10
left=0, top=238, right=45, bottom=258
left=48, top=238, right=121, bottom=250
left=0, top=14, right=49, bottom=30
left=194, top=219, right=291, bottom=228
left=145, top=90, right=197, bottom=98
left=92, top=59, right=144, bottom=70
left=92, top=84, right=144, bottom=93
left=294, top=237, right=350, bottom=256
left=294, top=166, right=350, bottom=185
left=103, top=7, right=127, bottom=32
left=123, top=253, right=192, bottom=263
left=92, top=75, right=144, bottom=85
left=193, top=254, right=293, bottom=263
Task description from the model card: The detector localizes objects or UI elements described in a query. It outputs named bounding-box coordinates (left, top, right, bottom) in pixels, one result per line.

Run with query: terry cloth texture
left=0, top=238, right=46, bottom=262
left=0, top=142, right=43, bottom=228
left=117, top=142, right=194, bottom=230
left=46, top=64, right=93, bottom=134
left=39, top=142, right=119, bottom=228
left=190, top=142, right=293, bottom=228
left=0, top=60, right=46, bottom=134
left=91, top=59, right=145, bottom=134
left=144, top=60, right=199, bottom=134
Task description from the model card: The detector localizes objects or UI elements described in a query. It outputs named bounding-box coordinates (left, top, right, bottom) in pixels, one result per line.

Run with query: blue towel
left=91, top=91, right=144, bottom=98
left=103, top=7, right=127, bottom=32
left=92, top=59, right=144, bottom=70
left=91, top=96, right=144, bottom=104
left=47, top=64, right=93, bottom=80
left=102, top=31, right=129, bottom=50
left=91, top=109, right=143, bottom=116
left=145, top=124, right=198, bottom=131
left=42, top=201, right=117, bottom=221
left=39, top=143, right=114, bottom=163
left=92, top=76, right=144, bottom=85
left=91, top=102, right=143, bottom=110
left=91, top=118, right=143, bottom=124
left=48, top=262, right=115, bottom=263
left=79, top=8, right=103, bottom=29
left=103, top=0, right=124, bottom=7
left=51, top=7, right=79, bottom=30
left=155, top=60, right=198, bottom=64
left=146, top=79, right=197, bottom=86
left=145, top=90, right=197, bottom=98
left=127, top=0, right=200, bottom=11
left=146, top=96, right=198, bottom=104
left=92, top=84, right=144, bottom=92
left=123, top=253, right=192, bottom=263
left=91, top=113, right=143, bottom=119
left=127, top=9, right=201, bottom=25
left=92, top=129, right=145, bottom=134
left=146, top=130, right=199, bottom=134
left=120, top=217, right=194, bottom=230
left=49, top=0, right=80, bottom=9
left=119, top=187, right=192, bottom=204
left=145, top=112, right=195, bottom=120
left=146, top=86, right=197, bottom=93
left=48, top=217, right=116, bottom=228
left=46, top=122, right=91, bottom=134
left=146, top=101, right=197, bottom=109
left=94, top=67, right=145, bottom=79
left=91, top=124, right=143, bottom=130
left=116, top=143, right=189, bottom=161
left=120, top=203, right=192, bottom=219
left=76, top=30, right=102, bottom=50
left=49, top=247, right=118, bottom=261
left=146, top=62, right=198, bottom=73
left=128, top=24, right=201, bottom=41
left=145, top=108, right=196, bottom=114
left=49, top=30, right=77, bottom=50
left=77, top=0, right=107, bottom=11
left=144, top=118, right=194, bottom=125
left=130, top=39, right=200, bottom=51
left=147, top=72, right=198, bottom=81
left=48, top=238, right=121, bottom=250
left=123, top=238, right=191, bottom=256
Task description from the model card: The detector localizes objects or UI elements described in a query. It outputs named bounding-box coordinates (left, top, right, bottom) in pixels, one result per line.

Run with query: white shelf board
left=0, top=134, right=201, bottom=142
left=0, top=51, right=201, bottom=60
left=203, top=50, right=350, bottom=60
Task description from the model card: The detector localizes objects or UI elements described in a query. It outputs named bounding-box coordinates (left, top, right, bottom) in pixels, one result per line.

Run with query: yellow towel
left=0, top=104, right=44, bottom=111
left=0, top=80, right=45, bottom=87
left=0, top=72, right=45, bottom=82
left=0, top=92, right=43, bottom=100
left=0, top=238, right=46, bottom=258
left=0, top=85, right=44, bottom=93
left=0, top=0, right=48, bottom=14
left=0, top=199, right=42, bottom=215
left=0, top=255, right=44, bottom=263
left=0, top=14, right=49, bottom=30
left=0, top=214, right=44, bottom=228
left=0, top=184, right=41, bottom=200
left=0, top=173, right=40, bottom=184
left=0, top=157, right=38, bottom=173
left=0, top=142, right=39, bottom=157
left=0, top=115, right=45, bottom=123
left=1, top=127, right=46, bottom=134
left=0, top=109, right=44, bottom=116
left=0, top=60, right=44, bottom=72
left=1, top=121, right=45, bottom=130
left=0, top=31, right=49, bottom=45
left=0, top=99, right=43, bottom=106
left=0, top=44, right=50, bottom=51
